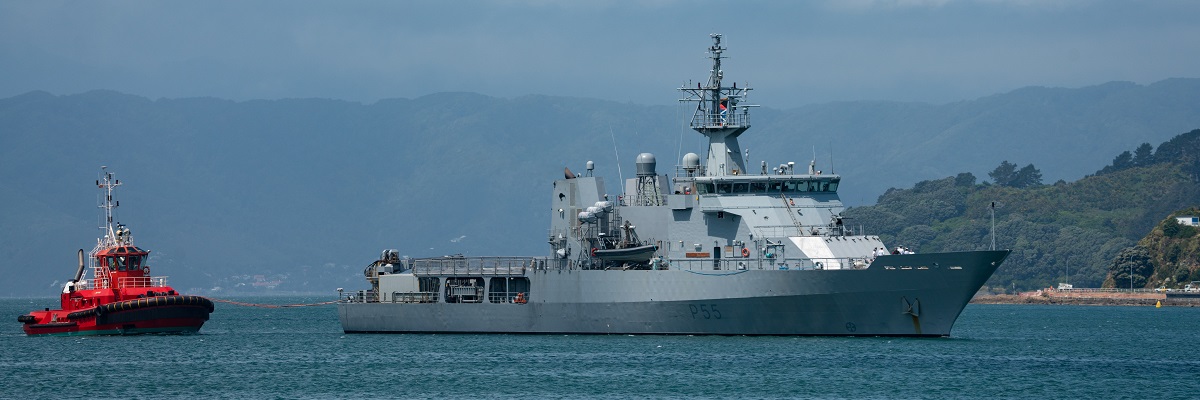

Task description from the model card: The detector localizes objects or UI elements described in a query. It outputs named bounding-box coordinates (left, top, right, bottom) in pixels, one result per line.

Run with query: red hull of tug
left=22, top=295, right=214, bottom=336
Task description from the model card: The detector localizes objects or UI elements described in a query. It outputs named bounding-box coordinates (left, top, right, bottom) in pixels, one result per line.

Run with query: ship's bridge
left=95, top=246, right=149, bottom=272
left=685, top=175, right=840, bottom=195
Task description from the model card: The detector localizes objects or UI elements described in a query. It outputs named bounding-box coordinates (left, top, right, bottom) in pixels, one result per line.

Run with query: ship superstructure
left=338, top=35, right=1009, bottom=336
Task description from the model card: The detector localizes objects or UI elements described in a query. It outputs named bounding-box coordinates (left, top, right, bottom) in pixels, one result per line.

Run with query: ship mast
left=96, top=166, right=131, bottom=249
left=678, top=33, right=755, bottom=177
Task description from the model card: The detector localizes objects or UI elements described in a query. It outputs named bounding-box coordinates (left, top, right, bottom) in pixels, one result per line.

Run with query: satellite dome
left=635, top=153, right=657, bottom=176
left=683, top=153, right=701, bottom=171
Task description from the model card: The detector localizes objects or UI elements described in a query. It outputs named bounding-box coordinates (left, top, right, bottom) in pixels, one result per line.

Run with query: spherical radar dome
left=635, top=153, right=657, bottom=176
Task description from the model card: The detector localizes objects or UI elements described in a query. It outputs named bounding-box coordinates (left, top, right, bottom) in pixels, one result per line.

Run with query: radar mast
left=678, top=33, right=755, bottom=177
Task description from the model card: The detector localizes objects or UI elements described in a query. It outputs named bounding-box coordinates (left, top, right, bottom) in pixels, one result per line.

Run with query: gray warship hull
left=339, top=251, right=1006, bottom=336
left=338, top=34, right=1010, bottom=337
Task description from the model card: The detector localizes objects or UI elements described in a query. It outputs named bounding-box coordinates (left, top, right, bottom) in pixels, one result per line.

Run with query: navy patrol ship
left=338, top=34, right=1010, bottom=336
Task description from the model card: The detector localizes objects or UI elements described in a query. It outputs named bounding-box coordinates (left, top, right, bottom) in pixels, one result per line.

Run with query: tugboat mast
left=96, top=166, right=130, bottom=248
left=678, top=33, right=755, bottom=177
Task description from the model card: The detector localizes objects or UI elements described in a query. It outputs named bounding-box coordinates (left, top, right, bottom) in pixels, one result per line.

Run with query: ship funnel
left=74, top=249, right=86, bottom=282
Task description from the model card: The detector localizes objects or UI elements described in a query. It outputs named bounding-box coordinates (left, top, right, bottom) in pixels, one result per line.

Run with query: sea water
left=2, top=297, right=1198, bottom=399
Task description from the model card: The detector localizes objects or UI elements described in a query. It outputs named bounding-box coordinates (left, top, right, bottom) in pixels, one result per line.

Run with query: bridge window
left=750, top=182, right=767, bottom=192
left=733, top=183, right=749, bottom=193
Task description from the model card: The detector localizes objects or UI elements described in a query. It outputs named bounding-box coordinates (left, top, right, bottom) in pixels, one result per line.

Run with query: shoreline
left=972, top=291, right=1200, bottom=307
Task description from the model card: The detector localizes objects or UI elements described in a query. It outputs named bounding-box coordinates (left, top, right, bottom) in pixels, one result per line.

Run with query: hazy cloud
left=1, top=1, right=1197, bottom=107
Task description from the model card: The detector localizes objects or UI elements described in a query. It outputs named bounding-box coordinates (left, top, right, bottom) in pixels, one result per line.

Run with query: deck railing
left=691, top=110, right=750, bottom=129
left=411, top=257, right=532, bottom=276
left=75, top=276, right=167, bottom=290
left=388, top=291, right=439, bottom=303
left=488, top=290, right=531, bottom=304
left=117, top=276, right=167, bottom=288
left=665, top=257, right=870, bottom=272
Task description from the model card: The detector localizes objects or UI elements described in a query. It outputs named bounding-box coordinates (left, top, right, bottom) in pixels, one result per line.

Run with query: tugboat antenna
left=97, top=167, right=123, bottom=245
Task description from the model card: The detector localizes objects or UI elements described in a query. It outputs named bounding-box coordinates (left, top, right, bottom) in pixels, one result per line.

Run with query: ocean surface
left=3, top=297, right=1198, bottom=399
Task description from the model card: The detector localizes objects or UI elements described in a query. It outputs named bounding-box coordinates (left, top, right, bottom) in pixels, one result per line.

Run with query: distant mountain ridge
left=2, top=78, right=1199, bottom=296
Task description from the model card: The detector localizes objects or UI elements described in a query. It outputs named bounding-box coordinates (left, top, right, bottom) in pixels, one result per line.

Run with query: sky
left=2, top=0, right=1199, bottom=108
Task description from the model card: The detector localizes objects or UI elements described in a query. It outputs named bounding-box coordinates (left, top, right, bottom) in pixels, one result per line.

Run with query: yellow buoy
left=1156, top=300, right=1162, bottom=308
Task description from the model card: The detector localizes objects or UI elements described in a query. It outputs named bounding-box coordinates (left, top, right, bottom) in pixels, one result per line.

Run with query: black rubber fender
left=66, top=308, right=97, bottom=320
left=17, top=315, right=36, bottom=323
left=94, top=295, right=215, bottom=315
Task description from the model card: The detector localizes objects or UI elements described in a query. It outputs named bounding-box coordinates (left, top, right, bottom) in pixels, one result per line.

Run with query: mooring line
left=210, top=298, right=338, bottom=308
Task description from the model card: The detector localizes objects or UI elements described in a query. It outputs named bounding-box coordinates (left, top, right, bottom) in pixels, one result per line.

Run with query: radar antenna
left=678, top=34, right=757, bottom=177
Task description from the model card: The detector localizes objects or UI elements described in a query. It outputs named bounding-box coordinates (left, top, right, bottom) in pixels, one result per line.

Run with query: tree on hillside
left=1150, top=129, right=1200, bottom=164
left=1013, top=164, right=1043, bottom=188
left=1133, top=143, right=1154, bottom=166
left=1095, top=150, right=1134, bottom=176
left=989, top=161, right=1042, bottom=188
left=954, top=172, right=976, bottom=187
left=1162, top=217, right=1197, bottom=239
left=988, top=161, right=1017, bottom=186
left=1112, top=151, right=1133, bottom=170
left=1106, top=246, right=1153, bottom=289
left=1188, top=159, right=1200, bottom=183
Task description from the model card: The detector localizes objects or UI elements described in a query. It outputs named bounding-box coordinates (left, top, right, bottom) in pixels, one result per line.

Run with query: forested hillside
left=1113, top=208, right=1200, bottom=289
left=845, top=129, right=1200, bottom=291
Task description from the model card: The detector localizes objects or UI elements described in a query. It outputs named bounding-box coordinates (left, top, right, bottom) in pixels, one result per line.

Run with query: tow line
left=210, top=298, right=338, bottom=308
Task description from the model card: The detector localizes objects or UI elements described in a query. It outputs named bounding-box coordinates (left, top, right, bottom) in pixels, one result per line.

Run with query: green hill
left=844, top=129, right=1200, bottom=291
left=1114, top=208, right=1200, bottom=290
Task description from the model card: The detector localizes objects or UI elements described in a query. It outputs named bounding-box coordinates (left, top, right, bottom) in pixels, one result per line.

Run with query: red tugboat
left=17, top=167, right=214, bottom=336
